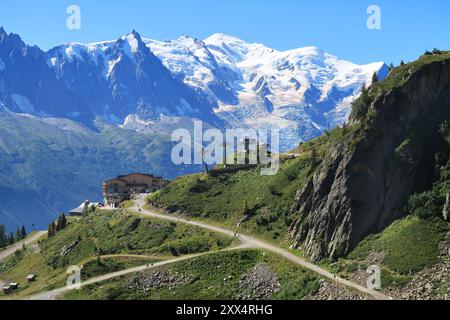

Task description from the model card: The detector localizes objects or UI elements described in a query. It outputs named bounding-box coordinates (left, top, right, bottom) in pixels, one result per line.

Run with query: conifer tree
left=15, top=228, right=21, bottom=242
left=372, top=72, right=379, bottom=83
left=0, top=224, right=5, bottom=247
left=20, top=226, right=27, bottom=239
left=60, top=213, right=67, bottom=230
left=48, top=222, right=56, bottom=237
left=8, top=232, right=14, bottom=245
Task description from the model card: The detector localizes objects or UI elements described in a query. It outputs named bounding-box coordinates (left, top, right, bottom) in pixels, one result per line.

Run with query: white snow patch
left=107, top=56, right=122, bottom=78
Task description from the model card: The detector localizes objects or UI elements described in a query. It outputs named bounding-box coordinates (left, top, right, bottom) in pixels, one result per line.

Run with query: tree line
left=48, top=213, right=67, bottom=237
left=0, top=224, right=27, bottom=248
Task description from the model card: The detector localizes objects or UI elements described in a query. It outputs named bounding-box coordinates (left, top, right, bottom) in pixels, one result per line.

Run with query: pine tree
left=20, top=226, right=27, bottom=239
left=351, top=83, right=371, bottom=120
left=15, top=228, right=21, bottom=242
left=372, top=72, right=379, bottom=83
left=60, top=213, right=67, bottom=230
left=361, top=84, right=367, bottom=96
left=55, top=213, right=67, bottom=231
left=0, top=224, right=5, bottom=247
left=432, top=48, right=441, bottom=54
left=400, top=60, right=405, bottom=66
left=55, top=215, right=61, bottom=231
left=8, top=232, right=14, bottom=245
left=48, top=222, right=56, bottom=237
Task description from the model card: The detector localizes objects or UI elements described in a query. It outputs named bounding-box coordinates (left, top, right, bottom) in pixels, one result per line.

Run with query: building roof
left=69, top=207, right=84, bottom=214
left=117, top=173, right=156, bottom=179
left=103, top=173, right=165, bottom=184
left=69, top=202, right=98, bottom=214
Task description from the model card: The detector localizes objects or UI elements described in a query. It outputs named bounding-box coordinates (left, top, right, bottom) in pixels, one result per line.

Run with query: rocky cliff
left=289, top=53, right=450, bottom=262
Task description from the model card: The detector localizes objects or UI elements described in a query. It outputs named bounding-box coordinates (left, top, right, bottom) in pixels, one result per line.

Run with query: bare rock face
left=290, top=59, right=450, bottom=262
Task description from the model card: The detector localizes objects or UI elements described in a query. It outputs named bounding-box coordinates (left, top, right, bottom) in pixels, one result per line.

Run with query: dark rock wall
left=290, top=60, right=450, bottom=261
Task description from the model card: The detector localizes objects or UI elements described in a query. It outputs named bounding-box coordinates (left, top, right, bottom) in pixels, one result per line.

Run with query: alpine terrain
left=0, top=26, right=386, bottom=229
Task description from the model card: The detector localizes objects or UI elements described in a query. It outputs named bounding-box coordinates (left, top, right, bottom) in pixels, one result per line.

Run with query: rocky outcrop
left=290, top=57, right=450, bottom=261
left=126, top=269, right=196, bottom=293
left=303, top=279, right=372, bottom=300
left=236, top=264, right=280, bottom=300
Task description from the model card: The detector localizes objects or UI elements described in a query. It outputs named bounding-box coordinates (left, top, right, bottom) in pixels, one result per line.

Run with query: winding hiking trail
left=25, top=195, right=391, bottom=300
left=133, top=196, right=391, bottom=300
left=0, top=231, right=47, bottom=262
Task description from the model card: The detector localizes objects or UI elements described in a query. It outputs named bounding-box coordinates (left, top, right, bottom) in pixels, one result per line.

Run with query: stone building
left=102, top=173, right=168, bottom=207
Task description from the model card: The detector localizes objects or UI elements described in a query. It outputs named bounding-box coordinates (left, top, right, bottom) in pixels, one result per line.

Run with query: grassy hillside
left=147, top=51, right=450, bottom=300
left=348, top=216, right=449, bottom=274
left=148, top=123, right=363, bottom=244
left=0, top=209, right=233, bottom=298
left=149, top=158, right=309, bottom=243
left=63, top=249, right=322, bottom=300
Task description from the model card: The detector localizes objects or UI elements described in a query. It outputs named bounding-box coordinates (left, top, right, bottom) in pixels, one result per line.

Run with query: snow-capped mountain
left=0, top=27, right=387, bottom=150
left=145, top=33, right=388, bottom=149
left=0, top=27, right=222, bottom=130
left=0, top=27, right=388, bottom=229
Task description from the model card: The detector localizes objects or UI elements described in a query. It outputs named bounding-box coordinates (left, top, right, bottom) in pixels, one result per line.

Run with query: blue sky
left=0, top=0, right=448, bottom=64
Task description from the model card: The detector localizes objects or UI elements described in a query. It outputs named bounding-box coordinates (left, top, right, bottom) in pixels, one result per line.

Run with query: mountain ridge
left=0, top=27, right=387, bottom=150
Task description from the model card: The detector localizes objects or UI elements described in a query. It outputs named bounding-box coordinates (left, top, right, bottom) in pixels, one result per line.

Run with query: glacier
left=0, top=26, right=388, bottom=151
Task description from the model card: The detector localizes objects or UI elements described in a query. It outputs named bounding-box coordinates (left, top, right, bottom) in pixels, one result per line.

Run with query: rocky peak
left=289, top=54, right=450, bottom=262
left=115, top=30, right=151, bottom=58
left=0, top=26, right=6, bottom=40
left=0, top=27, right=25, bottom=50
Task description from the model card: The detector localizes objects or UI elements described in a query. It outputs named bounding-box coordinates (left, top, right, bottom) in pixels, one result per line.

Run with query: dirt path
left=27, top=196, right=391, bottom=300
left=0, top=231, right=47, bottom=262
left=134, top=196, right=391, bottom=300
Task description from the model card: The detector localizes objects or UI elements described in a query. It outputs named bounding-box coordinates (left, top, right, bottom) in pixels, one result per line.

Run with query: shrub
left=406, top=190, right=444, bottom=219
left=432, top=48, right=442, bottom=54
left=351, top=85, right=371, bottom=120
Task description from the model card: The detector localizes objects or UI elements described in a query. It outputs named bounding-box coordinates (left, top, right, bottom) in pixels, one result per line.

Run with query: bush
left=277, top=275, right=320, bottom=300
left=432, top=48, right=442, bottom=54
left=407, top=190, right=445, bottom=219
left=351, top=85, right=371, bottom=120
left=187, top=178, right=210, bottom=193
